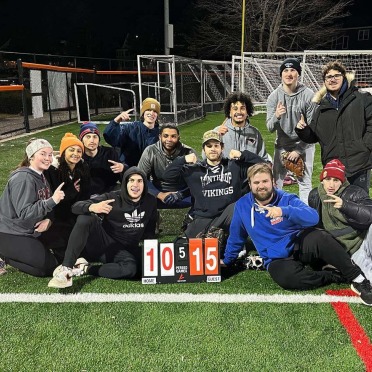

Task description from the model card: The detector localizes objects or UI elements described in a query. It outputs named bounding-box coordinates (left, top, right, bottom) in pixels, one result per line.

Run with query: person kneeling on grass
left=222, top=163, right=372, bottom=306
left=308, top=159, right=372, bottom=283
left=48, top=167, right=157, bottom=288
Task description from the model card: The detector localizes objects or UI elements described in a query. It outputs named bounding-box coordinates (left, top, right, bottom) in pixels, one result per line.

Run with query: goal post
left=233, top=50, right=372, bottom=108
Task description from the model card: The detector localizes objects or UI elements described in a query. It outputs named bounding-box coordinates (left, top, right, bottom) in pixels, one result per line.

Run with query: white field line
left=0, top=292, right=362, bottom=304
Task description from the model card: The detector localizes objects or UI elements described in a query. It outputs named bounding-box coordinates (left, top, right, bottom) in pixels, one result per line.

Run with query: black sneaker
left=351, top=279, right=372, bottom=306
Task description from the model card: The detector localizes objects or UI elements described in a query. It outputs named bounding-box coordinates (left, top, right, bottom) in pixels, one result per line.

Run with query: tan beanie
left=140, top=98, right=160, bottom=116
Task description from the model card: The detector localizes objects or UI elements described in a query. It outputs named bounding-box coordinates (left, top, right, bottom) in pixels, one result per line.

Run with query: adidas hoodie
left=71, top=167, right=157, bottom=252
left=0, top=167, right=56, bottom=236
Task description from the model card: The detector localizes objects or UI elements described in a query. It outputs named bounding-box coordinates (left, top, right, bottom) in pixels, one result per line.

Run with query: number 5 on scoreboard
left=204, top=238, right=219, bottom=275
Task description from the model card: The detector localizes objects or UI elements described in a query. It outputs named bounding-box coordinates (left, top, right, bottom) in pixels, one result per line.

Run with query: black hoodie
left=71, top=167, right=157, bottom=256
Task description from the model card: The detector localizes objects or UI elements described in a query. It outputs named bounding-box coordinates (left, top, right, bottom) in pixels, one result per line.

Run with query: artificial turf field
left=0, top=113, right=371, bottom=372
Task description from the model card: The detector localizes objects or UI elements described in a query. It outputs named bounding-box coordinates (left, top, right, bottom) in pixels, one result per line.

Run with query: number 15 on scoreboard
left=142, top=238, right=221, bottom=284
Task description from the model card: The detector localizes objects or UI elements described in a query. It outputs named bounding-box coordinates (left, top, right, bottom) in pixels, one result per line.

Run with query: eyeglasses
left=325, top=73, right=343, bottom=82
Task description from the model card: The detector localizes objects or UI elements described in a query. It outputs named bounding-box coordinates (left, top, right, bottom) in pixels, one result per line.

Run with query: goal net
left=232, top=50, right=372, bottom=107
left=74, top=83, right=138, bottom=123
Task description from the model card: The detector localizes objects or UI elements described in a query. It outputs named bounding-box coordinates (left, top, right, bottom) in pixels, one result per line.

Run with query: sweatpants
left=0, top=232, right=59, bottom=277
left=347, top=169, right=371, bottom=193
left=62, top=214, right=138, bottom=279
left=267, top=229, right=362, bottom=290
left=184, top=202, right=235, bottom=238
left=351, top=225, right=372, bottom=282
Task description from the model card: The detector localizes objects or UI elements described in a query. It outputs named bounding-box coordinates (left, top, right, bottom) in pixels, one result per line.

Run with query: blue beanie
left=79, top=122, right=100, bottom=140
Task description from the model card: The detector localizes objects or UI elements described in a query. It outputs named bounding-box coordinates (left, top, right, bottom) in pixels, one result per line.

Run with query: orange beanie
left=59, top=133, right=84, bottom=154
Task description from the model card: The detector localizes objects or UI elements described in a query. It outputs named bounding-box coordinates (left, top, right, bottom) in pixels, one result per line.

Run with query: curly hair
left=223, top=92, right=254, bottom=118
left=322, top=61, right=347, bottom=81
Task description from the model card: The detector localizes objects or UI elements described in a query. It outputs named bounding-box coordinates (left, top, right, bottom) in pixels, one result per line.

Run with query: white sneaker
left=48, top=265, right=73, bottom=288
left=71, top=257, right=89, bottom=277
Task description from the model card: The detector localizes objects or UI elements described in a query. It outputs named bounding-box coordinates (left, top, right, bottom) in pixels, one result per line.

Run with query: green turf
left=0, top=113, right=370, bottom=372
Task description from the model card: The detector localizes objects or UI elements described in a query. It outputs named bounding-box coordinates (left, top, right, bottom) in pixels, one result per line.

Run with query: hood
left=10, top=166, right=43, bottom=179
left=120, top=166, right=148, bottom=203
left=224, top=118, right=252, bottom=131
left=312, top=72, right=355, bottom=104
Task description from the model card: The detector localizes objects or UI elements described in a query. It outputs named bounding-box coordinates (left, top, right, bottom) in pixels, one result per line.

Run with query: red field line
left=327, top=289, right=372, bottom=371
left=0, top=85, right=24, bottom=91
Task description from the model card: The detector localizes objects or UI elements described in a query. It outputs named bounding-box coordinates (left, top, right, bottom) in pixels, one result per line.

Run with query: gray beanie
left=26, top=139, right=53, bottom=159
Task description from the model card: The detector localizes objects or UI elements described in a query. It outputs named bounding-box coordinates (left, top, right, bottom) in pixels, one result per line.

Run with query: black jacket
left=308, top=184, right=372, bottom=231
left=295, top=74, right=372, bottom=177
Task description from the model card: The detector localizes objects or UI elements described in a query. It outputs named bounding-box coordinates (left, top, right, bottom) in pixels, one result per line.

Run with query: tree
left=188, top=0, right=353, bottom=58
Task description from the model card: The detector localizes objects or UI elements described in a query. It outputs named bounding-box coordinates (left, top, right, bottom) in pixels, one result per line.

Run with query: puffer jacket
left=308, top=184, right=372, bottom=231
left=295, top=73, right=372, bottom=176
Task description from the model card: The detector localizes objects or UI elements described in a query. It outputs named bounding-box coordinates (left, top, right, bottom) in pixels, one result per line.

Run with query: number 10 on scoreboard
left=142, top=238, right=221, bottom=284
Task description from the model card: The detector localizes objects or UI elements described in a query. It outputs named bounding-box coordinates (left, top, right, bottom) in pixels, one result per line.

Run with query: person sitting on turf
left=222, top=163, right=372, bottom=306
left=308, top=159, right=372, bottom=283
left=0, top=138, right=65, bottom=277
left=79, top=122, right=126, bottom=196
left=138, top=123, right=197, bottom=209
left=47, top=167, right=157, bottom=288
left=43, top=133, right=91, bottom=262
left=103, top=98, right=160, bottom=167
left=162, top=130, right=266, bottom=256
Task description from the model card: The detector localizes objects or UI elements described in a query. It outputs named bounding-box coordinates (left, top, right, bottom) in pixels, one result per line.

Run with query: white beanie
left=26, top=139, right=53, bottom=159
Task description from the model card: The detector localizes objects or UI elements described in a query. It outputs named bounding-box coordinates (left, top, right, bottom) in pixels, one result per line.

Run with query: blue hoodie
left=223, top=189, right=318, bottom=268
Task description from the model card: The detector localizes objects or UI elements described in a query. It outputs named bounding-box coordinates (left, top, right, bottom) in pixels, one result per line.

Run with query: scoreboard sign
left=142, top=238, right=221, bottom=284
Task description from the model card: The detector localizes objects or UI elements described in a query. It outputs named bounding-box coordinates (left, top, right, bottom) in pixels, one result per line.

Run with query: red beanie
left=320, top=159, right=346, bottom=183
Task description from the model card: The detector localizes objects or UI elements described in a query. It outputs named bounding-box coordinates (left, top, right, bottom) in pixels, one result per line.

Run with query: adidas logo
left=123, top=209, right=145, bottom=229
left=124, top=209, right=145, bottom=223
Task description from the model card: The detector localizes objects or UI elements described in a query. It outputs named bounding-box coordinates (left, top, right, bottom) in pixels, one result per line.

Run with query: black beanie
left=279, top=58, right=302, bottom=76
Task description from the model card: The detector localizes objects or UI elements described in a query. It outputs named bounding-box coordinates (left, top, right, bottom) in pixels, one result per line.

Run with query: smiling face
left=324, top=69, right=344, bottom=96
left=63, top=145, right=83, bottom=167
left=160, top=128, right=179, bottom=153
left=30, top=147, right=54, bottom=172
left=322, top=177, right=342, bottom=195
left=204, top=140, right=223, bottom=164
left=249, top=171, right=274, bottom=205
left=127, top=174, right=144, bottom=201
left=281, top=68, right=299, bottom=88
left=229, top=101, right=248, bottom=127
left=143, top=109, right=158, bottom=125
left=82, top=133, right=99, bottom=153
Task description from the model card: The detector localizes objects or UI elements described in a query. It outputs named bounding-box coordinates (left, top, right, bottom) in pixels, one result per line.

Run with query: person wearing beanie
left=223, top=162, right=372, bottom=306
left=43, top=133, right=90, bottom=261
left=79, top=122, right=126, bottom=196
left=309, top=159, right=372, bottom=287
left=266, top=57, right=316, bottom=204
left=0, top=138, right=67, bottom=277
left=296, top=60, right=372, bottom=193
left=103, top=98, right=161, bottom=167
left=48, top=167, right=157, bottom=288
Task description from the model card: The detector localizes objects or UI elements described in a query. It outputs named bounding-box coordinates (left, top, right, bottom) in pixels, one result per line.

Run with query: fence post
left=16, top=59, right=30, bottom=133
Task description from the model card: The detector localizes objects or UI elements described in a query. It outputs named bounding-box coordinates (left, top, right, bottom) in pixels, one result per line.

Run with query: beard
left=252, top=187, right=273, bottom=203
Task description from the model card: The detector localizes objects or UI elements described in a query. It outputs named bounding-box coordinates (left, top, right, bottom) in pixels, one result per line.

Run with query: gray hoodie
left=0, top=167, right=56, bottom=236
left=214, top=118, right=269, bottom=161
left=266, top=82, right=316, bottom=154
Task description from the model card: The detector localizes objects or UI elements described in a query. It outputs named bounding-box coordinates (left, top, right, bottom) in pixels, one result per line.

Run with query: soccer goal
left=74, top=83, right=138, bottom=123
left=232, top=50, right=372, bottom=107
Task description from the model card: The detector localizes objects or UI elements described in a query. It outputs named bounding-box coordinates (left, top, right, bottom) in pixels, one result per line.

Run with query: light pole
left=240, top=0, right=246, bottom=91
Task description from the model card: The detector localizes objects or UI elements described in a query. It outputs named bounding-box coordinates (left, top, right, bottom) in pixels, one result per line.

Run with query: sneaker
left=48, top=265, right=73, bottom=288
left=0, top=258, right=7, bottom=276
left=71, top=257, right=89, bottom=277
left=351, top=279, right=372, bottom=306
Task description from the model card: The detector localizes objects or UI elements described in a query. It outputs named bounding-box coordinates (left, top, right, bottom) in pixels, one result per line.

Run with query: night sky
left=1, top=0, right=372, bottom=59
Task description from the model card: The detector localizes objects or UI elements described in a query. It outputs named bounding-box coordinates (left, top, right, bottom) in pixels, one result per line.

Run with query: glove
left=163, top=191, right=184, bottom=205
left=280, top=152, right=305, bottom=178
